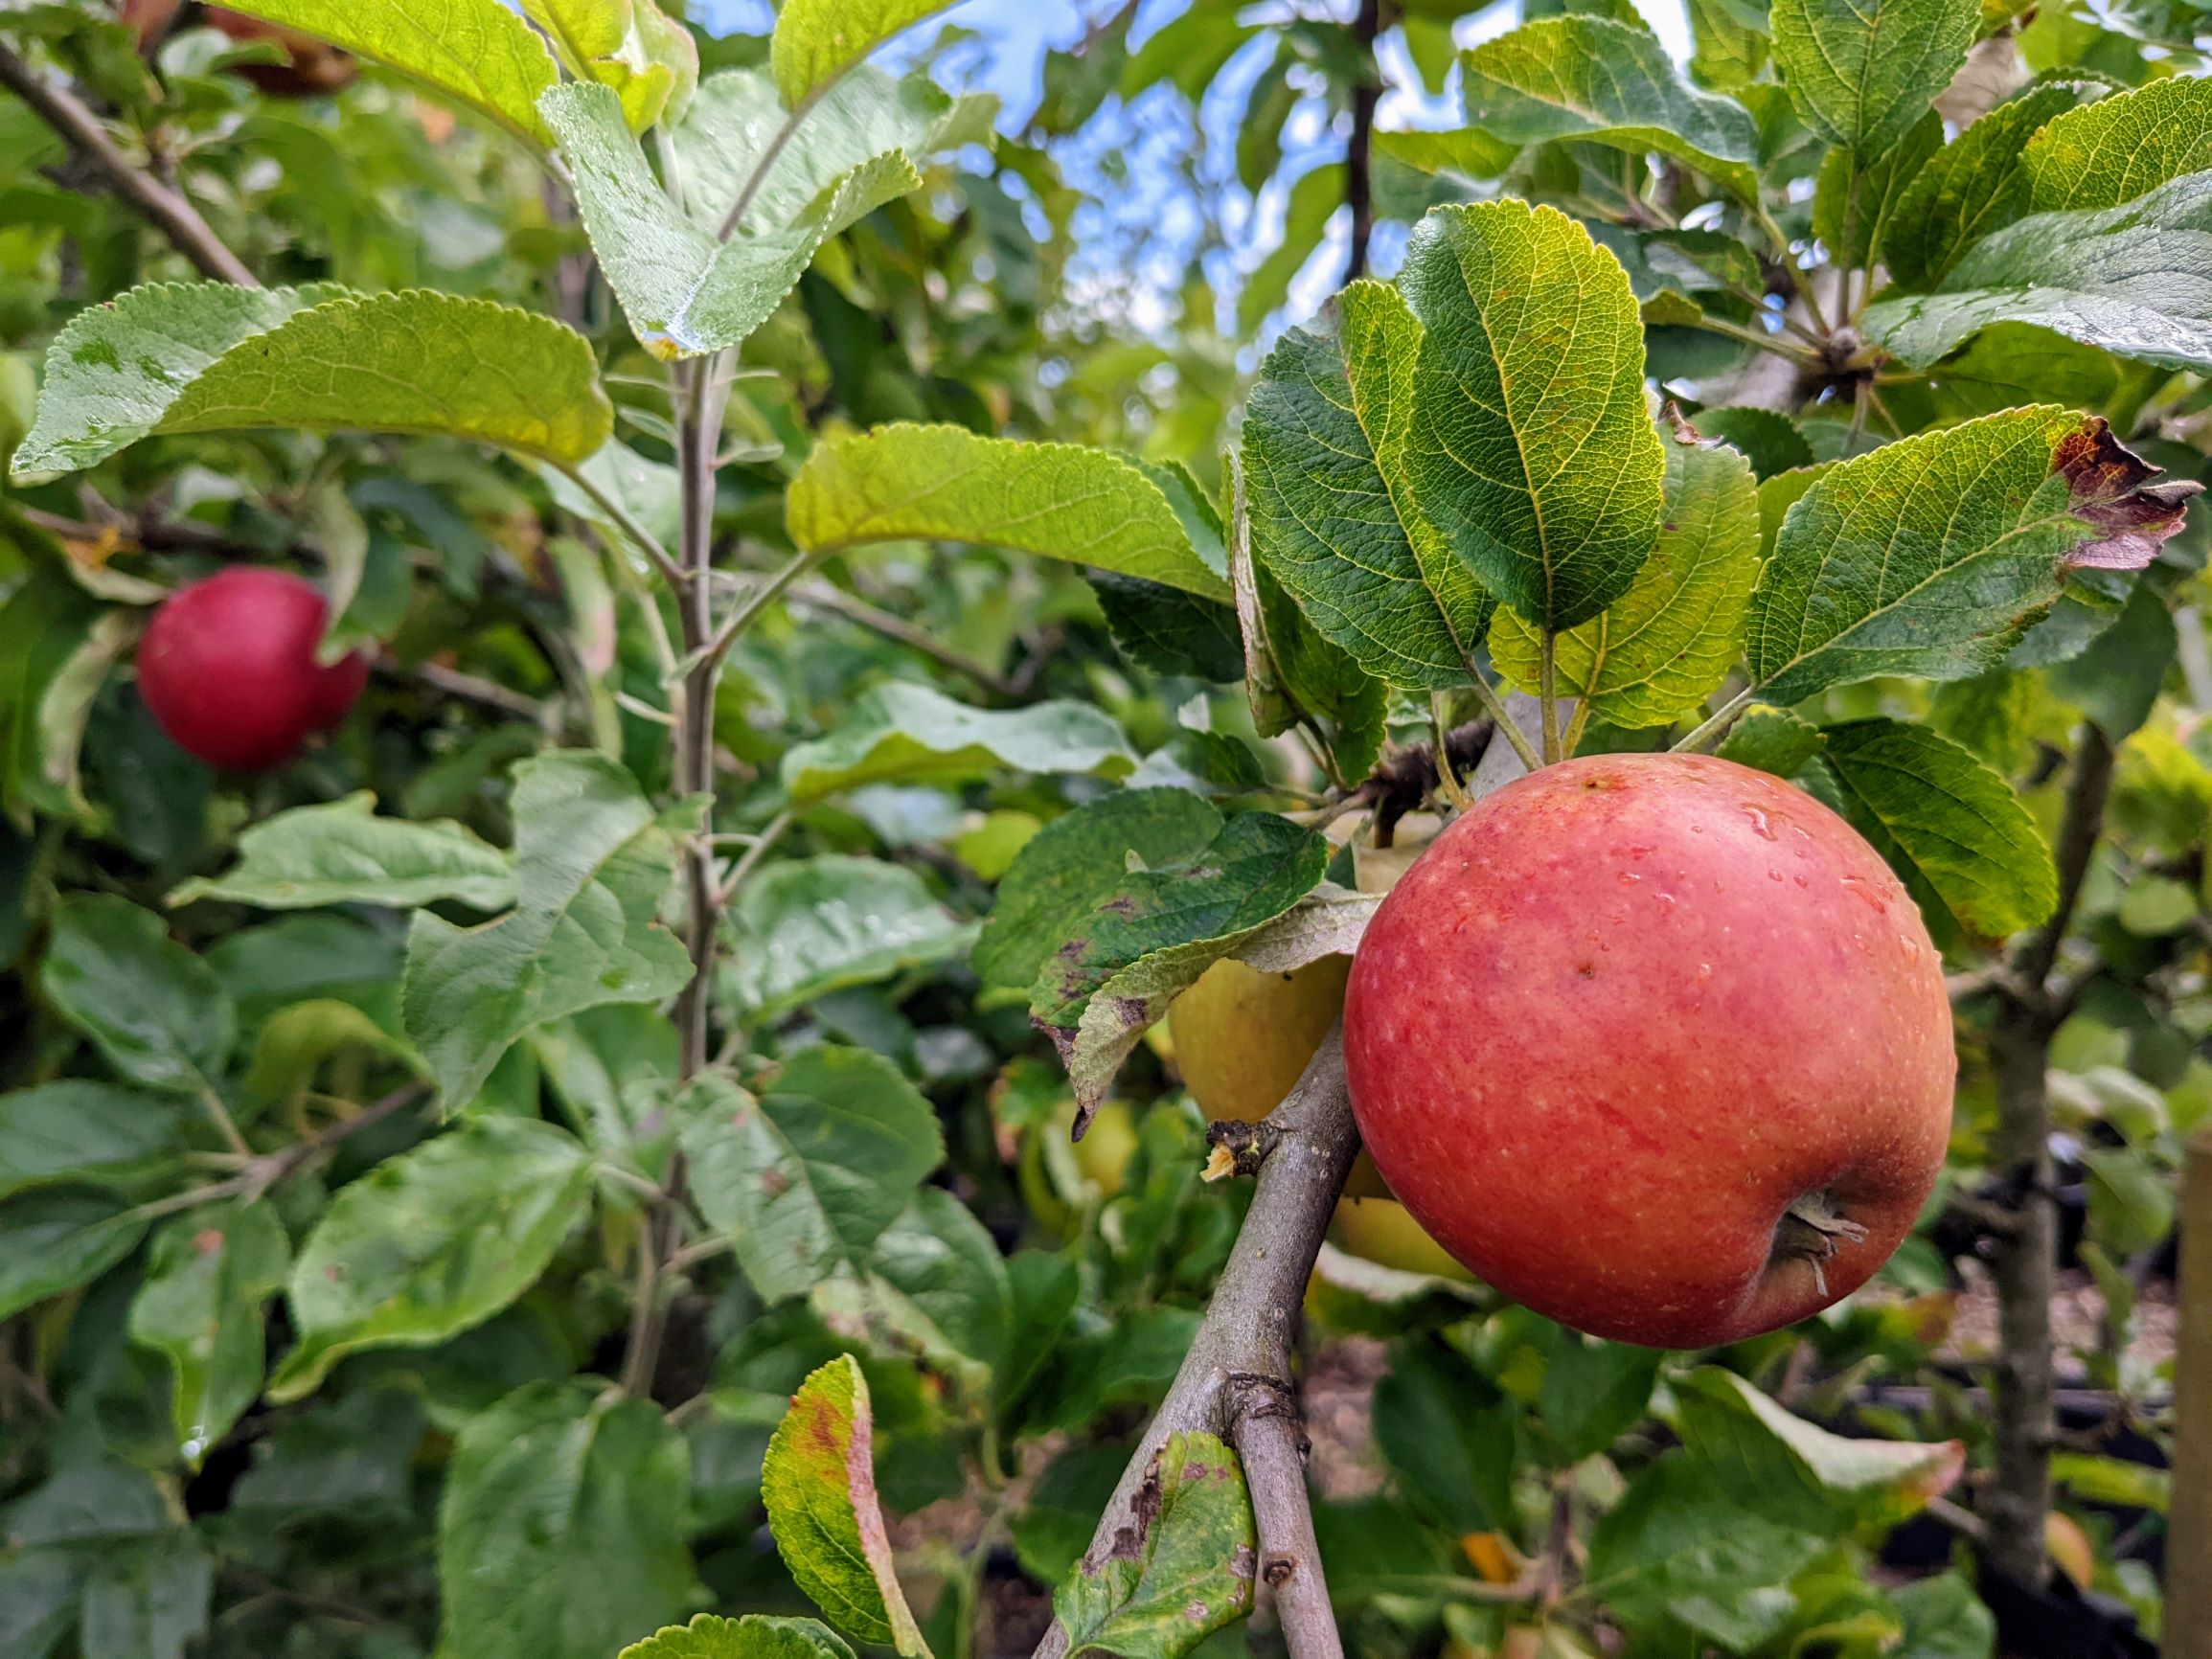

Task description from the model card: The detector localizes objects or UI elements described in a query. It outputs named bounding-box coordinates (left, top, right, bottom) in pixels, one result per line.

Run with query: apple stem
left=1773, top=1193, right=1870, bottom=1297
left=1539, top=630, right=1562, bottom=764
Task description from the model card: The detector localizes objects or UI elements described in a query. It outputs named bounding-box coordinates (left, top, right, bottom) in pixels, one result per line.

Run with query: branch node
left=1226, top=1371, right=1309, bottom=1458
left=1204, top=1119, right=1280, bottom=1179
left=1262, top=1552, right=1299, bottom=1588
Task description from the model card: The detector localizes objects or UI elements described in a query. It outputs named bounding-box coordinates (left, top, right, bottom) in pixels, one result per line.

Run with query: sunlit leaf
left=171, top=792, right=513, bottom=912
left=771, top=0, right=959, bottom=110
left=1770, top=0, right=1978, bottom=154
left=779, top=681, right=1133, bottom=803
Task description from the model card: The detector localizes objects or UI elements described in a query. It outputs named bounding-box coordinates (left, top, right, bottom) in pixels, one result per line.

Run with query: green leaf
left=762, top=1355, right=933, bottom=1655
left=0, top=1548, right=79, bottom=1659
left=771, top=0, right=958, bottom=110
left=0, top=1080, right=191, bottom=1201
left=42, top=893, right=234, bottom=1096
left=438, top=1380, right=694, bottom=1659
left=127, top=1199, right=291, bottom=1466
left=0, top=1190, right=147, bottom=1321
left=540, top=81, right=922, bottom=359
left=680, top=1048, right=944, bottom=1305
left=1457, top=17, right=1763, bottom=201
left=1863, top=169, right=2212, bottom=373
left=675, top=65, right=992, bottom=241
left=267, top=1115, right=592, bottom=1400
left=1813, top=112, right=1943, bottom=269
left=242, top=998, right=426, bottom=1102
left=1373, top=1339, right=1517, bottom=1533
left=811, top=1187, right=1013, bottom=1393
left=1883, top=81, right=2104, bottom=289
left=1674, top=1367, right=1965, bottom=1534
left=788, top=424, right=1229, bottom=601
left=1089, top=574, right=1243, bottom=682
left=1688, top=0, right=1769, bottom=91
left=520, top=0, right=698, bottom=131
left=1813, top=717, right=2058, bottom=941
left=779, top=680, right=1133, bottom=804
left=619, top=1615, right=856, bottom=1659
left=77, top=1533, right=211, bottom=1659
left=1718, top=704, right=1828, bottom=777
left=1585, top=1458, right=1827, bottom=1647
left=2085, top=1143, right=2176, bottom=1256
left=170, top=792, right=513, bottom=912
left=0, top=563, right=100, bottom=827
left=1540, top=1326, right=1665, bottom=1464
left=1402, top=201, right=1664, bottom=632
left=1371, top=127, right=1517, bottom=183
left=970, top=789, right=1224, bottom=992
left=401, top=751, right=696, bottom=1110
left=1891, top=1574, right=1995, bottom=1659
left=1047, top=1431, right=1256, bottom=1658
left=1693, top=407, right=1815, bottom=481
left=1770, top=0, right=1977, bottom=154
left=1244, top=280, right=1494, bottom=690
left=2025, top=73, right=2212, bottom=213
left=213, top=0, right=559, bottom=147
left=722, top=854, right=974, bottom=1016
left=16, top=285, right=609, bottom=481
left=1493, top=419, right=1760, bottom=727
left=1744, top=407, right=2195, bottom=703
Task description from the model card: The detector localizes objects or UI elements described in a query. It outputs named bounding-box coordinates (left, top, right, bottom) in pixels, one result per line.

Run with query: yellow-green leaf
left=771, top=0, right=958, bottom=111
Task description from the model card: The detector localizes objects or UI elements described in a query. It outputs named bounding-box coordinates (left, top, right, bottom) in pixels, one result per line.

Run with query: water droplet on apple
left=1697, top=963, right=1713, bottom=982
left=1744, top=807, right=1776, bottom=840
left=1619, top=871, right=1642, bottom=885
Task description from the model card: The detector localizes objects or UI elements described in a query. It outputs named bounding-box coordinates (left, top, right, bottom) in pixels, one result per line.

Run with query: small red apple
left=1342, top=753, right=1953, bottom=1349
left=137, top=567, right=366, bottom=771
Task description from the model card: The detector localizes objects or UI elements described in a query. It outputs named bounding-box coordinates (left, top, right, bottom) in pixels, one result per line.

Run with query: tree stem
left=1343, top=0, right=1380, bottom=284
left=0, top=40, right=259, bottom=287
left=2168, top=1124, right=2212, bottom=1656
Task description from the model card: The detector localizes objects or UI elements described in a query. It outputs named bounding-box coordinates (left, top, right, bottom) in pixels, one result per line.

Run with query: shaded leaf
left=0, top=1190, right=147, bottom=1321
left=1813, top=716, right=2058, bottom=941
left=1402, top=201, right=1664, bottom=632
left=722, top=854, right=974, bottom=1016
left=1717, top=704, right=1827, bottom=777
left=438, top=1379, right=694, bottom=1659
left=42, top=893, right=233, bottom=1095
left=1494, top=418, right=1760, bottom=727
left=0, top=1080, right=191, bottom=1201
left=1048, top=1431, right=1257, bottom=1659
left=1813, top=112, right=1943, bottom=268
left=1089, top=573, right=1243, bottom=682
left=171, top=792, right=513, bottom=912
left=401, top=751, right=696, bottom=1109
left=1374, top=1338, right=1517, bottom=1533
left=788, top=424, right=1228, bottom=600
left=680, top=1049, right=943, bottom=1305
left=268, top=1115, right=592, bottom=1400
left=1693, top=407, right=1815, bottom=481
left=779, top=680, right=1132, bottom=803
left=762, top=1355, right=932, bottom=1655
left=14, top=284, right=610, bottom=481
left=1244, top=280, right=1494, bottom=690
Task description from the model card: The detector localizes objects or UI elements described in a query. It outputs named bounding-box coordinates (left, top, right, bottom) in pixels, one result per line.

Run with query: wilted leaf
left=1745, top=407, right=2196, bottom=703
left=401, top=751, right=696, bottom=1109
left=1458, top=17, right=1763, bottom=201
left=214, top=0, right=559, bottom=146
left=1494, top=417, right=1760, bottom=727
left=1048, top=1431, right=1256, bottom=1658
left=128, top=1199, right=291, bottom=1465
left=680, top=1049, right=943, bottom=1304
left=268, top=1115, right=592, bottom=1400
left=788, top=424, right=1228, bottom=600
left=780, top=681, right=1133, bottom=803
left=1770, top=0, right=1978, bottom=155
left=14, top=284, right=610, bottom=481
left=1402, top=201, right=1664, bottom=632
left=438, top=1379, right=694, bottom=1659
left=1244, top=280, right=1494, bottom=690
left=1812, top=717, right=2058, bottom=941
left=762, top=1355, right=932, bottom=1655
left=971, top=788, right=1223, bottom=992
left=171, top=792, right=513, bottom=912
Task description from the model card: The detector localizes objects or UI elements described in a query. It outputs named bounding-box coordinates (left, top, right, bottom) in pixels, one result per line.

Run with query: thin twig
left=558, top=460, right=686, bottom=589
left=787, top=579, right=1021, bottom=698
left=1464, top=670, right=1542, bottom=775
left=380, top=657, right=548, bottom=723
left=0, top=40, right=259, bottom=287
left=700, top=550, right=817, bottom=674
left=716, top=807, right=794, bottom=906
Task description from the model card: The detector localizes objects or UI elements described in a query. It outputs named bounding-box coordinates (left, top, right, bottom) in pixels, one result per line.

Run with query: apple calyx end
left=1772, top=1192, right=1871, bottom=1298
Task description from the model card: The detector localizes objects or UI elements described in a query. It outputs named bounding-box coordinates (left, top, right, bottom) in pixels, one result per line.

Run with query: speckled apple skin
left=1341, top=753, right=1954, bottom=1349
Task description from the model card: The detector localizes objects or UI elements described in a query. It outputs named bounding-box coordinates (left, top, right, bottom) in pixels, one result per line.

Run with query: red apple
left=203, top=10, right=357, bottom=97
left=137, top=567, right=366, bottom=771
left=1342, top=753, right=1953, bottom=1349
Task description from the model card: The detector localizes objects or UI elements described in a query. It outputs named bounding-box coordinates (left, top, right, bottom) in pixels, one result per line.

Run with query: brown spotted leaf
left=762, top=1355, right=932, bottom=1656
left=1049, top=1431, right=1257, bottom=1659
